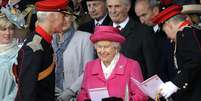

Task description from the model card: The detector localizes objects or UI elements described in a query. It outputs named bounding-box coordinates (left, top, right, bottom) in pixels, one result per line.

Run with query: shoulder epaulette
left=27, top=35, right=43, bottom=52
left=192, top=24, right=201, bottom=30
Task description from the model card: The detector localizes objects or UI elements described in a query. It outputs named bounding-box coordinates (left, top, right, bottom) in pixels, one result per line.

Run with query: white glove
left=55, top=87, right=62, bottom=97
left=159, top=81, right=179, bottom=99
left=56, top=89, right=75, bottom=101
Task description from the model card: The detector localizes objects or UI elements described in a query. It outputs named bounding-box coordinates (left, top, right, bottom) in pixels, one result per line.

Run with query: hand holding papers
left=160, top=81, right=179, bottom=99
left=88, top=87, right=109, bottom=101
left=131, top=75, right=164, bottom=100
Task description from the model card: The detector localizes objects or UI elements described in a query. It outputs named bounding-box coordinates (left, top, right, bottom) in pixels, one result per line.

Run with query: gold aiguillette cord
left=155, top=92, right=160, bottom=101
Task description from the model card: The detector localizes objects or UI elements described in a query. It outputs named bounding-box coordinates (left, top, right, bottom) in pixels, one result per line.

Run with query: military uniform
left=152, top=3, right=201, bottom=100
left=171, top=26, right=201, bottom=101
left=15, top=26, right=55, bottom=101
left=14, top=0, right=69, bottom=100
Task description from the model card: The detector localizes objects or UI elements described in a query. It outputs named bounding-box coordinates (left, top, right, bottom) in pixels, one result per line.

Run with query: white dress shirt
left=113, top=17, right=129, bottom=30
left=95, top=14, right=108, bottom=26
left=153, top=24, right=160, bottom=33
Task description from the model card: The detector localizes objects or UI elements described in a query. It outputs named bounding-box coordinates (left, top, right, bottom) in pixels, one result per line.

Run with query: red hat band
left=152, top=4, right=182, bottom=24
left=35, top=0, right=69, bottom=12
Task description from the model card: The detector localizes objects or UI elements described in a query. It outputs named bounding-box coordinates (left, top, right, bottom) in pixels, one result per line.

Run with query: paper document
left=131, top=75, right=164, bottom=100
left=88, top=87, right=109, bottom=101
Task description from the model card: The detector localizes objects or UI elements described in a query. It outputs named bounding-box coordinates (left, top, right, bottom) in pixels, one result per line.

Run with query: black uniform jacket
left=155, top=30, right=175, bottom=82
left=171, top=27, right=201, bottom=101
left=78, top=14, right=112, bottom=33
left=15, top=26, right=55, bottom=101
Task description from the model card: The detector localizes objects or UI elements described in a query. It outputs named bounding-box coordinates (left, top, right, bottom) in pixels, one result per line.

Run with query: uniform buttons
left=177, top=70, right=181, bottom=74
left=183, top=85, right=186, bottom=89
left=183, top=83, right=188, bottom=89
left=181, top=34, right=184, bottom=37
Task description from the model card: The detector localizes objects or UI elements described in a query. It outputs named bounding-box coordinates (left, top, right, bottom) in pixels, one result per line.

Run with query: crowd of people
left=0, top=0, right=201, bottom=101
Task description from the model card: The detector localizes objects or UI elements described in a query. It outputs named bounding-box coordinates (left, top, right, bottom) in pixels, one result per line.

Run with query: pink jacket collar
left=91, top=54, right=128, bottom=80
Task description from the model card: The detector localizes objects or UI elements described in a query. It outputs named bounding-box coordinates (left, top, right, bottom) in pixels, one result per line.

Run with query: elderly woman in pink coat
left=77, top=26, right=147, bottom=101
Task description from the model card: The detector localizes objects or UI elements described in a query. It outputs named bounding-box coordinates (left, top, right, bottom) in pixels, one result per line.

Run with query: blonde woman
left=0, top=14, right=19, bottom=101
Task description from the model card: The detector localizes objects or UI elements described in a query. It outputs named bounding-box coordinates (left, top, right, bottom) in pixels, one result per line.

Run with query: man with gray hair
left=135, top=0, right=160, bottom=26
left=14, top=0, right=69, bottom=101
left=78, top=0, right=112, bottom=33
left=107, top=0, right=160, bottom=79
left=135, top=0, right=175, bottom=83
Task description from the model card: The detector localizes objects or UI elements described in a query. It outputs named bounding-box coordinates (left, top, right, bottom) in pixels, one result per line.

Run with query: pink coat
left=77, top=54, right=147, bottom=101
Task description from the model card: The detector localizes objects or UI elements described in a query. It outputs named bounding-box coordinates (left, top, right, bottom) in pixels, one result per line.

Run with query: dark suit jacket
left=78, top=14, right=112, bottom=33
left=154, top=30, right=176, bottom=82
left=171, top=27, right=201, bottom=101
left=116, top=18, right=160, bottom=79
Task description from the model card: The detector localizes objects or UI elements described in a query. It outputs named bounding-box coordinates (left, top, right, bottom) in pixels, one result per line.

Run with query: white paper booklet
left=88, top=87, right=109, bottom=101
left=131, top=75, right=164, bottom=100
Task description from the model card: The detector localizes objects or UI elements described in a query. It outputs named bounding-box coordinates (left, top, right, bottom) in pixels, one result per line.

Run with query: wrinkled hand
left=159, top=81, right=179, bottom=99
left=56, top=89, right=75, bottom=101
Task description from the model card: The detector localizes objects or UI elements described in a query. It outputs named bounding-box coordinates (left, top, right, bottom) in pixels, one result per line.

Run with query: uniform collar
left=153, top=24, right=160, bottom=33
left=178, top=20, right=191, bottom=29
left=35, top=26, right=52, bottom=44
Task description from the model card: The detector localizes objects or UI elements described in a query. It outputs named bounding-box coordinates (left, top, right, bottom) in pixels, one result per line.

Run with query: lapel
left=102, top=15, right=112, bottom=26
left=92, top=20, right=95, bottom=27
left=120, top=18, right=136, bottom=38
left=91, top=20, right=95, bottom=33
left=108, top=54, right=127, bottom=80
left=91, top=59, right=106, bottom=82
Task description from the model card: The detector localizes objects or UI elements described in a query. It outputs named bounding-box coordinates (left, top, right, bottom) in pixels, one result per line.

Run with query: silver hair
left=121, top=0, right=131, bottom=6
left=135, top=0, right=160, bottom=9
left=168, top=14, right=187, bottom=23
left=149, top=0, right=160, bottom=9
left=111, top=42, right=121, bottom=52
left=107, top=0, right=131, bottom=6
left=36, top=11, right=54, bottom=23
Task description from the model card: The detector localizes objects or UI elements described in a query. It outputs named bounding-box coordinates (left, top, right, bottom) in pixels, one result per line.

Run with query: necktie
left=116, top=25, right=121, bottom=30
left=96, top=22, right=100, bottom=26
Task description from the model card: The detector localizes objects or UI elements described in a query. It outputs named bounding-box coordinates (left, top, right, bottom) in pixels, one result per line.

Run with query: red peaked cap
left=1, top=0, right=8, bottom=7
left=85, top=0, right=106, bottom=1
left=152, top=4, right=183, bottom=24
left=35, top=0, right=69, bottom=12
left=90, top=26, right=125, bottom=43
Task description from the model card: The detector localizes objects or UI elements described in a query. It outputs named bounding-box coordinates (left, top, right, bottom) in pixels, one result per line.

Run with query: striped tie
left=116, top=25, right=121, bottom=30
left=96, top=23, right=100, bottom=26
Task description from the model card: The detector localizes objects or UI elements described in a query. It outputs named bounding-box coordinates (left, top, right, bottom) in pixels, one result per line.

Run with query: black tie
left=96, top=23, right=100, bottom=26
left=116, top=25, right=121, bottom=30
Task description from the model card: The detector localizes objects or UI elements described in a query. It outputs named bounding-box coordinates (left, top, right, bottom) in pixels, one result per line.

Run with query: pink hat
left=90, top=26, right=125, bottom=43
left=35, top=0, right=69, bottom=12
